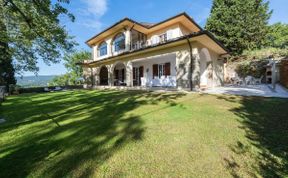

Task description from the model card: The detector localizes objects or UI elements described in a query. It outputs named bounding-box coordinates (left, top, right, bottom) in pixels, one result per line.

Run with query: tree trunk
left=0, top=17, right=16, bottom=89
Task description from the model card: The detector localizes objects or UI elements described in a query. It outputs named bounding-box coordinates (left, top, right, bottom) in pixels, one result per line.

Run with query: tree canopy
left=50, top=50, right=90, bottom=86
left=266, top=23, right=288, bottom=49
left=205, top=0, right=272, bottom=55
left=0, top=0, right=76, bottom=87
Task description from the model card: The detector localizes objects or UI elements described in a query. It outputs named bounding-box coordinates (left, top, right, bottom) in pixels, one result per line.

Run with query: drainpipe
left=186, top=37, right=193, bottom=91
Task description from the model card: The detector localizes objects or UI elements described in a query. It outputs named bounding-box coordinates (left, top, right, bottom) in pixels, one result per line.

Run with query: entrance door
left=100, top=66, right=109, bottom=85
left=133, top=66, right=144, bottom=86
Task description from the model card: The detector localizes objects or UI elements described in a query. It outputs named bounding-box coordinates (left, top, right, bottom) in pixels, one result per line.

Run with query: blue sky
left=23, top=0, right=288, bottom=76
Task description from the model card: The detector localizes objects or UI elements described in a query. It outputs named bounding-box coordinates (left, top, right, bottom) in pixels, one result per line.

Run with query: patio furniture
left=230, top=77, right=244, bottom=85
left=44, top=87, right=50, bottom=92
left=54, top=86, right=62, bottom=91
left=245, top=76, right=254, bottom=85
left=149, top=76, right=177, bottom=87
left=140, top=77, right=146, bottom=87
left=254, top=76, right=263, bottom=85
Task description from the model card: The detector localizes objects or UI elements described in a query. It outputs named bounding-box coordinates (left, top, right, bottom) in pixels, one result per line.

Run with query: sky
left=23, top=0, right=288, bottom=76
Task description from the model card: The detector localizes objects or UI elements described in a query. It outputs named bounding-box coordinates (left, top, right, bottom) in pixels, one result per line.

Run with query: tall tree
left=63, top=50, right=90, bottom=78
left=205, top=0, right=272, bottom=54
left=50, top=50, right=90, bottom=86
left=0, top=17, right=16, bottom=88
left=0, top=0, right=76, bottom=87
left=266, top=23, right=288, bottom=48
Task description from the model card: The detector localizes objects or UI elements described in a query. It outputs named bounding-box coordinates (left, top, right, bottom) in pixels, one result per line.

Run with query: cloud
left=194, top=7, right=211, bottom=24
left=82, top=0, right=108, bottom=16
left=77, top=0, right=108, bottom=30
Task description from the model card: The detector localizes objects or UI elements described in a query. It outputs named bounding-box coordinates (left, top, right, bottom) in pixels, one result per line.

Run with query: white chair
left=44, top=87, right=50, bottom=92
left=140, top=77, right=146, bottom=87
left=254, top=76, right=263, bottom=85
left=54, top=86, right=62, bottom=91
left=170, top=76, right=176, bottom=87
left=245, top=76, right=254, bottom=85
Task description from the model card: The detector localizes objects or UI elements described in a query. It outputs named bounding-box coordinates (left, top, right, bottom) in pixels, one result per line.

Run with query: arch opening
left=98, top=41, right=107, bottom=57
left=113, top=62, right=126, bottom=86
left=99, top=66, right=109, bottom=86
left=199, top=48, right=212, bottom=87
left=113, top=33, right=126, bottom=52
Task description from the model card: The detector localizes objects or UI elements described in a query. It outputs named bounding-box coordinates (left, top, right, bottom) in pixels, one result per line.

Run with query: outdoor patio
left=202, top=84, right=288, bottom=98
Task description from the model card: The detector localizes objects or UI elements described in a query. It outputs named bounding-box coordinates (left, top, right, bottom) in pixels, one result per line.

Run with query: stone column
left=94, top=67, right=100, bottom=86
left=125, top=61, right=133, bottom=87
left=192, top=47, right=200, bottom=90
left=107, top=39, right=112, bottom=56
left=176, top=50, right=190, bottom=89
left=93, top=45, right=98, bottom=61
left=125, top=30, right=131, bottom=51
left=107, top=65, right=114, bottom=86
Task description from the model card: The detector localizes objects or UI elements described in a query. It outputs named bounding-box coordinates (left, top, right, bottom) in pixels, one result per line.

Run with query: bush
left=8, top=84, right=21, bottom=95
left=235, top=60, right=269, bottom=78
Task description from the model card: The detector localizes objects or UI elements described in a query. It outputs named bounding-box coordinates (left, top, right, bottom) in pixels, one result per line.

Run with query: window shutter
left=165, top=63, right=171, bottom=76
left=122, top=69, right=125, bottom=82
left=139, top=66, right=144, bottom=78
left=153, top=64, right=158, bottom=79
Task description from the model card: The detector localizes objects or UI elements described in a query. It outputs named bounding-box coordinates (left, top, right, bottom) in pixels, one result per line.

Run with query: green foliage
left=50, top=73, right=83, bottom=86
left=242, top=47, right=288, bottom=59
left=8, top=84, right=20, bottom=94
left=266, top=23, right=288, bottom=48
left=0, top=16, right=16, bottom=87
left=235, top=60, right=269, bottom=78
left=50, top=50, right=90, bottom=86
left=0, top=0, right=76, bottom=74
left=63, top=50, right=90, bottom=77
left=206, top=0, right=272, bottom=54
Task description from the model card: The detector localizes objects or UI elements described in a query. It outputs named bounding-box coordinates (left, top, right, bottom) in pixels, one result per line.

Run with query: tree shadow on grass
left=0, top=90, right=186, bottom=177
left=217, top=95, right=288, bottom=178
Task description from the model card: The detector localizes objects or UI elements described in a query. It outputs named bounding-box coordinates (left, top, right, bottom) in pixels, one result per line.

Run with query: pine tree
left=205, top=0, right=272, bottom=54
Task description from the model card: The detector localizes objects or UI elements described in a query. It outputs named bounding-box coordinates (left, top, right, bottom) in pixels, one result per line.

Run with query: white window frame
left=158, top=63, right=165, bottom=78
left=158, top=33, right=167, bottom=43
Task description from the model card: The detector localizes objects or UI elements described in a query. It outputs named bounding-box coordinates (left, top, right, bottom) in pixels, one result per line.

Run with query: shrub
left=235, top=60, right=269, bottom=78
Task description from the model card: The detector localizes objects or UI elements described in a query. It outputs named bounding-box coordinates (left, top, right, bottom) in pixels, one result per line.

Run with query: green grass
left=0, top=90, right=287, bottom=177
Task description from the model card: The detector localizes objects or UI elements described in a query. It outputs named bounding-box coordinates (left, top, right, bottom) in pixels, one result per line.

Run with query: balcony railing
left=94, top=36, right=174, bottom=61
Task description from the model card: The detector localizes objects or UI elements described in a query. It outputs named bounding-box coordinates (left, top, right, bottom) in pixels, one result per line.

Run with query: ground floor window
left=153, top=63, right=171, bottom=78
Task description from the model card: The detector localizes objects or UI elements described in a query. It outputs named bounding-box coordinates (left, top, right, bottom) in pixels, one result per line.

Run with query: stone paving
left=202, top=84, right=288, bottom=98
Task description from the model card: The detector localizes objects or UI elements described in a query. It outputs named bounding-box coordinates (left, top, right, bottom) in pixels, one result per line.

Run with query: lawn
left=0, top=90, right=287, bottom=177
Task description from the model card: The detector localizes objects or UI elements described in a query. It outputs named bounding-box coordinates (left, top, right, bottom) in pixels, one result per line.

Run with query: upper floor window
left=113, top=33, right=125, bottom=52
left=159, top=33, right=167, bottom=43
left=98, top=41, right=107, bottom=57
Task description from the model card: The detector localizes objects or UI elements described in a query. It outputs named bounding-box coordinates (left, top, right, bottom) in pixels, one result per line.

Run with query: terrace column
left=192, top=47, right=201, bottom=90
left=107, top=39, right=113, bottom=56
left=94, top=67, right=100, bottom=86
left=125, top=61, right=133, bottom=87
left=93, top=45, right=98, bottom=61
left=125, top=30, right=131, bottom=51
left=107, top=64, right=114, bottom=86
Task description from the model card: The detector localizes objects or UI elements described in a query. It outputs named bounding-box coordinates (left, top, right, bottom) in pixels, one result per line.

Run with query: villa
left=79, top=12, right=229, bottom=90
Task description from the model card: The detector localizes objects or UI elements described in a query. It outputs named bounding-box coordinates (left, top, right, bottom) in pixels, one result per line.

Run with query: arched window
left=98, top=41, right=107, bottom=57
left=113, top=33, right=125, bottom=52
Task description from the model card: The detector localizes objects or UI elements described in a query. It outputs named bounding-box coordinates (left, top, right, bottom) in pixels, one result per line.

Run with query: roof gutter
left=186, top=37, right=193, bottom=91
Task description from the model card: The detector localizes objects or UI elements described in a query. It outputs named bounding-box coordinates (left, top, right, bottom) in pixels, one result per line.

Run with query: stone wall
left=280, top=59, right=288, bottom=88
